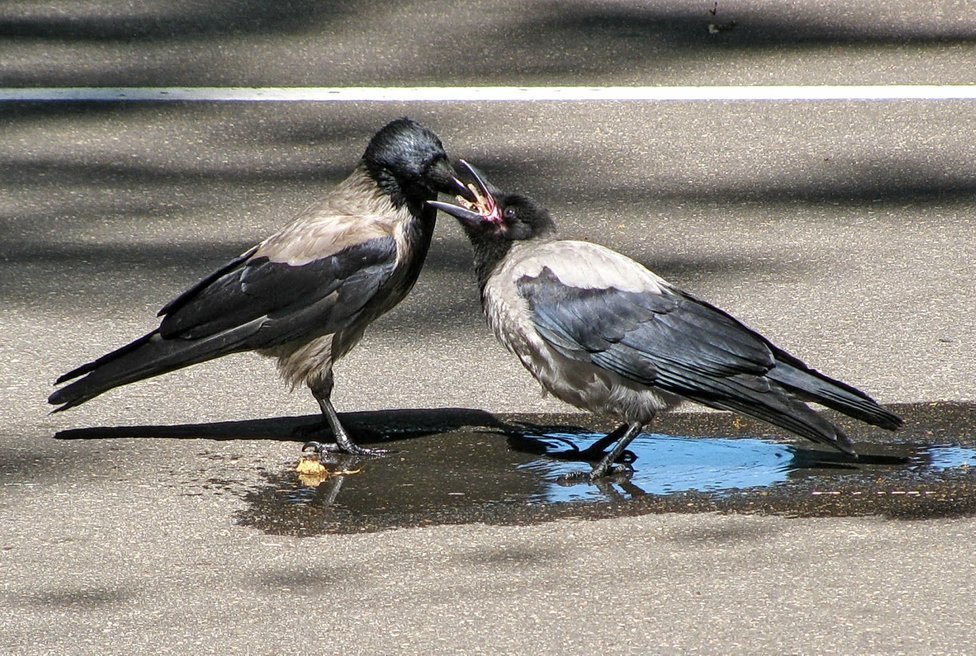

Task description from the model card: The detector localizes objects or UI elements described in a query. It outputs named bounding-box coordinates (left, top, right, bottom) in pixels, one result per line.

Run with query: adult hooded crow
left=50, top=118, right=466, bottom=456
left=430, top=161, right=903, bottom=479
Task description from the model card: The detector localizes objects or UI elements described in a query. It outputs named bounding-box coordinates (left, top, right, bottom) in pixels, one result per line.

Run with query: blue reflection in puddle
left=520, top=433, right=976, bottom=504
left=919, top=445, right=976, bottom=470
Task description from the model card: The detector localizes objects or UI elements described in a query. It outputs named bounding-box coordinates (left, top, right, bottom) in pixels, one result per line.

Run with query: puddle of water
left=918, top=445, right=976, bottom=470
left=522, top=434, right=797, bottom=502
left=519, top=434, right=976, bottom=504
left=230, top=402, right=976, bottom=535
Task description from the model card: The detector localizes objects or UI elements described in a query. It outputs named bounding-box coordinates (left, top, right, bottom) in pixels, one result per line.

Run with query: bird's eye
left=503, top=207, right=517, bottom=221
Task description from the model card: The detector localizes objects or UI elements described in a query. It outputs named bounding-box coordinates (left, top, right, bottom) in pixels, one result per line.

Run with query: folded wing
left=50, top=233, right=398, bottom=409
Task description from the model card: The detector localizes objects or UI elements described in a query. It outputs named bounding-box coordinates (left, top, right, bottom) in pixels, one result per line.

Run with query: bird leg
left=577, top=422, right=637, bottom=461
left=588, top=422, right=644, bottom=480
left=302, top=395, right=390, bottom=458
left=556, top=422, right=644, bottom=482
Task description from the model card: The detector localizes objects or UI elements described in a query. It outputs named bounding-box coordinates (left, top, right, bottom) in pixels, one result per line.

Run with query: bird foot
left=557, top=462, right=634, bottom=484
left=543, top=445, right=636, bottom=465
left=302, top=440, right=391, bottom=458
left=576, top=445, right=637, bottom=465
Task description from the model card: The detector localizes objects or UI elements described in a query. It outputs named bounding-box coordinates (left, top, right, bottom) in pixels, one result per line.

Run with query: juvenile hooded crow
left=430, top=161, right=903, bottom=479
left=50, top=118, right=466, bottom=456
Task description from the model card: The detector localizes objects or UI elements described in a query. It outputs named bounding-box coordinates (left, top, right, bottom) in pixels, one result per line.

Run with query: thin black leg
left=589, top=422, right=644, bottom=479
left=303, top=396, right=389, bottom=458
left=577, top=423, right=633, bottom=459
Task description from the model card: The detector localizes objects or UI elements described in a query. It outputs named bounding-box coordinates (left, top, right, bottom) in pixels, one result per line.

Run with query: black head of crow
left=431, top=160, right=902, bottom=481
left=429, top=160, right=556, bottom=283
left=362, top=117, right=466, bottom=213
left=49, top=118, right=466, bottom=459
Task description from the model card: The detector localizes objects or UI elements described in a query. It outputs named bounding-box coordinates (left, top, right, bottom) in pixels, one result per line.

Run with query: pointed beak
left=427, top=159, right=500, bottom=225
left=427, top=199, right=484, bottom=223
left=457, top=159, right=493, bottom=199
left=428, top=158, right=476, bottom=199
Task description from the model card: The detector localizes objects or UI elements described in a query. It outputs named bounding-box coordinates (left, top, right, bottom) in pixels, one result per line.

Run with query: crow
left=50, top=118, right=467, bottom=457
left=430, top=161, right=903, bottom=479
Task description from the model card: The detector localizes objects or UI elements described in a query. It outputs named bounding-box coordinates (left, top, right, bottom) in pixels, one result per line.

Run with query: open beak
left=428, top=158, right=477, bottom=201
left=428, top=159, right=501, bottom=225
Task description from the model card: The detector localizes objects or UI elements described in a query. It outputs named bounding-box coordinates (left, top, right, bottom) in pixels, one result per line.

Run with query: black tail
left=686, top=374, right=859, bottom=455
left=766, top=355, right=903, bottom=432
left=681, top=358, right=902, bottom=456
left=49, top=322, right=262, bottom=411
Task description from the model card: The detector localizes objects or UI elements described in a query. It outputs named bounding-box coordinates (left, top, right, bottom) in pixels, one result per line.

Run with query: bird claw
left=594, top=463, right=636, bottom=481
left=555, top=470, right=589, bottom=485
left=556, top=462, right=634, bottom=485
left=301, top=440, right=391, bottom=459
left=540, top=445, right=637, bottom=465
left=302, top=440, right=343, bottom=455
left=346, top=445, right=392, bottom=458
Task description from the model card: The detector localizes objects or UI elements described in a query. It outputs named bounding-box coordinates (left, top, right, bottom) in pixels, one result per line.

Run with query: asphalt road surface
left=3, top=2, right=976, bottom=655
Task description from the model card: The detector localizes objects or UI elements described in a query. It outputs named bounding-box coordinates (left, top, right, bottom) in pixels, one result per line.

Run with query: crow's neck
left=470, top=233, right=553, bottom=293
left=470, top=238, right=511, bottom=290
left=337, top=165, right=436, bottom=275
left=401, top=203, right=438, bottom=270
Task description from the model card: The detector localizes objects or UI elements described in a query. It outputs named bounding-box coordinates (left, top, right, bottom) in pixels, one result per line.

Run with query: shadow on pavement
left=54, top=407, right=511, bottom=444
left=2, top=2, right=974, bottom=86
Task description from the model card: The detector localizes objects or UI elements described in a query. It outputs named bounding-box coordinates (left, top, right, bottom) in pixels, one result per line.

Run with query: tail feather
left=767, top=359, right=903, bottom=431
left=56, top=332, right=156, bottom=385
left=684, top=374, right=857, bottom=455
left=49, top=321, right=263, bottom=411
left=710, top=392, right=856, bottom=455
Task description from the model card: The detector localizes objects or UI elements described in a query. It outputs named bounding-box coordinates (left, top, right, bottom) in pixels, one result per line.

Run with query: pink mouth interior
left=458, top=182, right=500, bottom=223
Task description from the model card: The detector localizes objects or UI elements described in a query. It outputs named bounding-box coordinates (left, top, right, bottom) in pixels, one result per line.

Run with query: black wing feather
left=158, top=237, right=398, bottom=343
left=158, top=245, right=259, bottom=318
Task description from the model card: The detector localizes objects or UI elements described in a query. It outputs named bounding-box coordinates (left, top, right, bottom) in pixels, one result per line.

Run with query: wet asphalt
left=264, top=402, right=976, bottom=532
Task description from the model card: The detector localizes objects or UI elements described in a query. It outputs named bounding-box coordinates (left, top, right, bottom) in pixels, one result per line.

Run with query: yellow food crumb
left=296, top=458, right=327, bottom=476
left=295, top=458, right=362, bottom=487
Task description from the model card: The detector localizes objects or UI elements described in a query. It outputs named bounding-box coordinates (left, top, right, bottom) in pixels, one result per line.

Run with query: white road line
left=1, top=86, right=976, bottom=103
